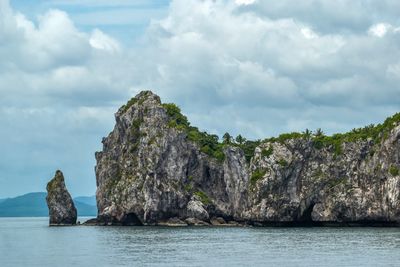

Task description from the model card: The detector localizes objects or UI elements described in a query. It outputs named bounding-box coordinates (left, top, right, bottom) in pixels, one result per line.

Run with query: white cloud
left=0, top=0, right=131, bottom=197
left=1, top=8, right=91, bottom=71
left=235, top=0, right=256, bottom=6
left=301, top=27, right=317, bottom=39
left=0, top=0, right=125, bottom=93
left=128, top=0, right=399, bottom=137
left=47, top=0, right=153, bottom=8
left=90, top=29, right=120, bottom=53
left=1, top=0, right=400, bottom=197
left=368, top=23, right=391, bottom=37
left=238, top=0, right=400, bottom=34
left=71, top=8, right=167, bottom=26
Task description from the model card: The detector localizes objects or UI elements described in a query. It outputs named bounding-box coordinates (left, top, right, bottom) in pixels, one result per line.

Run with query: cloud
left=239, top=0, right=400, bottom=34
left=301, top=27, right=318, bottom=39
left=235, top=0, right=256, bottom=6
left=0, top=0, right=130, bottom=197
left=90, top=29, right=121, bottom=52
left=71, top=8, right=167, bottom=26
left=127, top=0, right=399, bottom=137
left=46, top=0, right=159, bottom=8
left=368, top=23, right=391, bottom=37
left=1, top=0, right=400, bottom=197
left=1, top=8, right=91, bottom=71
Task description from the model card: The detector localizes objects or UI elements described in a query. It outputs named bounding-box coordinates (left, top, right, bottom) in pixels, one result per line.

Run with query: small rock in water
left=185, top=217, right=210, bottom=226
left=158, top=217, right=188, bottom=227
left=46, top=170, right=77, bottom=226
left=83, top=218, right=98, bottom=226
left=210, top=217, right=227, bottom=226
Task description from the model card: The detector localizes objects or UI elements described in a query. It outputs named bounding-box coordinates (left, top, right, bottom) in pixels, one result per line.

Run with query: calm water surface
left=1, top=217, right=400, bottom=266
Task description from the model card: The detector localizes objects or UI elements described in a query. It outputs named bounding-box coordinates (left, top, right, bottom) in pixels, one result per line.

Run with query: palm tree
left=222, top=132, right=232, bottom=144
left=314, top=128, right=324, bottom=137
left=235, top=134, right=246, bottom=145
left=303, top=128, right=312, bottom=139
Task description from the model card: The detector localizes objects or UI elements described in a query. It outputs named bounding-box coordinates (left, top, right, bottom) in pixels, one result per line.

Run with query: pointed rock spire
left=46, top=170, right=77, bottom=226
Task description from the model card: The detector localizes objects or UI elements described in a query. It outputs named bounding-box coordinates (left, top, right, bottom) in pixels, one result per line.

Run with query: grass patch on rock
left=389, top=165, right=399, bottom=176
left=250, top=169, right=267, bottom=186
left=194, top=191, right=211, bottom=205
left=261, top=146, right=274, bottom=158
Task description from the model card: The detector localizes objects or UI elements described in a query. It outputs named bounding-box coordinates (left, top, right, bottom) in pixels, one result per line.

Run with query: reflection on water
left=0, top=217, right=399, bottom=266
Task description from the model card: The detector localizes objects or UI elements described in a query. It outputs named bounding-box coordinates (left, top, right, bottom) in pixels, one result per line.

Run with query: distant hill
left=74, top=195, right=96, bottom=206
left=0, top=192, right=97, bottom=217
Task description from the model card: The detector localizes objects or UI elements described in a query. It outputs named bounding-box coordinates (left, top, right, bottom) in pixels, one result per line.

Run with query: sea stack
left=46, top=170, right=77, bottom=226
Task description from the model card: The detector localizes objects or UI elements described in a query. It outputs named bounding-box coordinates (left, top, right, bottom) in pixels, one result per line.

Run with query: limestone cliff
left=46, top=170, right=77, bottom=226
left=95, top=91, right=400, bottom=226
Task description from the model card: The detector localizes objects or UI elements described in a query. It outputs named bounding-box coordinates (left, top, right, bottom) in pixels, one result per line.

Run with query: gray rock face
left=187, top=198, right=209, bottom=221
left=95, top=91, right=400, bottom=226
left=247, top=134, right=400, bottom=225
left=46, top=170, right=77, bottom=226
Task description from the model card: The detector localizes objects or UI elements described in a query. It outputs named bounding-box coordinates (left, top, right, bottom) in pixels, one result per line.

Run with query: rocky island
left=46, top=170, right=77, bottom=226
left=92, top=91, right=400, bottom=226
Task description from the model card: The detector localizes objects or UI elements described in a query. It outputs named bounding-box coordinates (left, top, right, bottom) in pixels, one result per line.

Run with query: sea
left=0, top=217, right=399, bottom=266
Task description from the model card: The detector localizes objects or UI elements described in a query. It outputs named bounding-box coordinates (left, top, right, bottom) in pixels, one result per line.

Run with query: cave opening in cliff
left=122, top=213, right=143, bottom=226
left=298, top=203, right=316, bottom=226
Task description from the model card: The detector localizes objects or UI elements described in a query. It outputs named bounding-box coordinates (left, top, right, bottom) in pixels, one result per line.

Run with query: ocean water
left=1, top=218, right=400, bottom=266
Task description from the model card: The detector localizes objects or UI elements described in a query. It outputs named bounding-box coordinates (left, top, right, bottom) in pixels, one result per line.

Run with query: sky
left=0, top=0, right=399, bottom=198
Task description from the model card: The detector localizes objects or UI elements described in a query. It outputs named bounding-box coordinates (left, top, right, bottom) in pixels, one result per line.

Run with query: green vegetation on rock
left=184, top=184, right=193, bottom=192
left=277, top=159, right=288, bottom=167
left=162, top=103, right=226, bottom=161
left=130, top=119, right=143, bottom=152
left=120, top=91, right=153, bottom=114
left=250, top=169, right=267, bottom=186
left=264, top=112, right=400, bottom=154
left=184, top=176, right=194, bottom=192
left=389, top=165, right=399, bottom=176
left=162, top=103, right=264, bottom=162
left=121, top=97, right=138, bottom=114
left=261, top=146, right=274, bottom=158
left=194, top=191, right=211, bottom=205
left=130, top=92, right=400, bottom=166
left=327, top=177, right=347, bottom=188
left=309, top=115, right=400, bottom=154
left=162, top=103, right=190, bottom=130
left=266, top=132, right=305, bottom=144
left=222, top=132, right=233, bottom=144
left=188, top=130, right=225, bottom=162
left=238, top=140, right=262, bottom=163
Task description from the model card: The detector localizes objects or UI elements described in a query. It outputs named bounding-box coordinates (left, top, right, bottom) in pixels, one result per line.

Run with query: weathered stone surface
left=95, top=91, right=400, bottom=226
left=247, top=130, right=400, bottom=226
left=187, top=198, right=209, bottom=221
left=46, top=170, right=77, bottom=226
left=210, top=217, right=227, bottom=225
left=185, top=217, right=210, bottom=226
left=83, top=218, right=98, bottom=226
left=158, top=217, right=188, bottom=227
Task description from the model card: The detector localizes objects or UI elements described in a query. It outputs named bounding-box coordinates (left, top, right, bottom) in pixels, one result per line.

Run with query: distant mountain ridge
left=74, top=196, right=97, bottom=206
left=0, top=192, right=97, bottom=217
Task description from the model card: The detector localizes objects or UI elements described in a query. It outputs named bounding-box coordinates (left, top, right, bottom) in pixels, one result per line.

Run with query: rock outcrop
left=46, top=170, right=77, bottom=226
left=95, top=91, right=400, bottom=226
